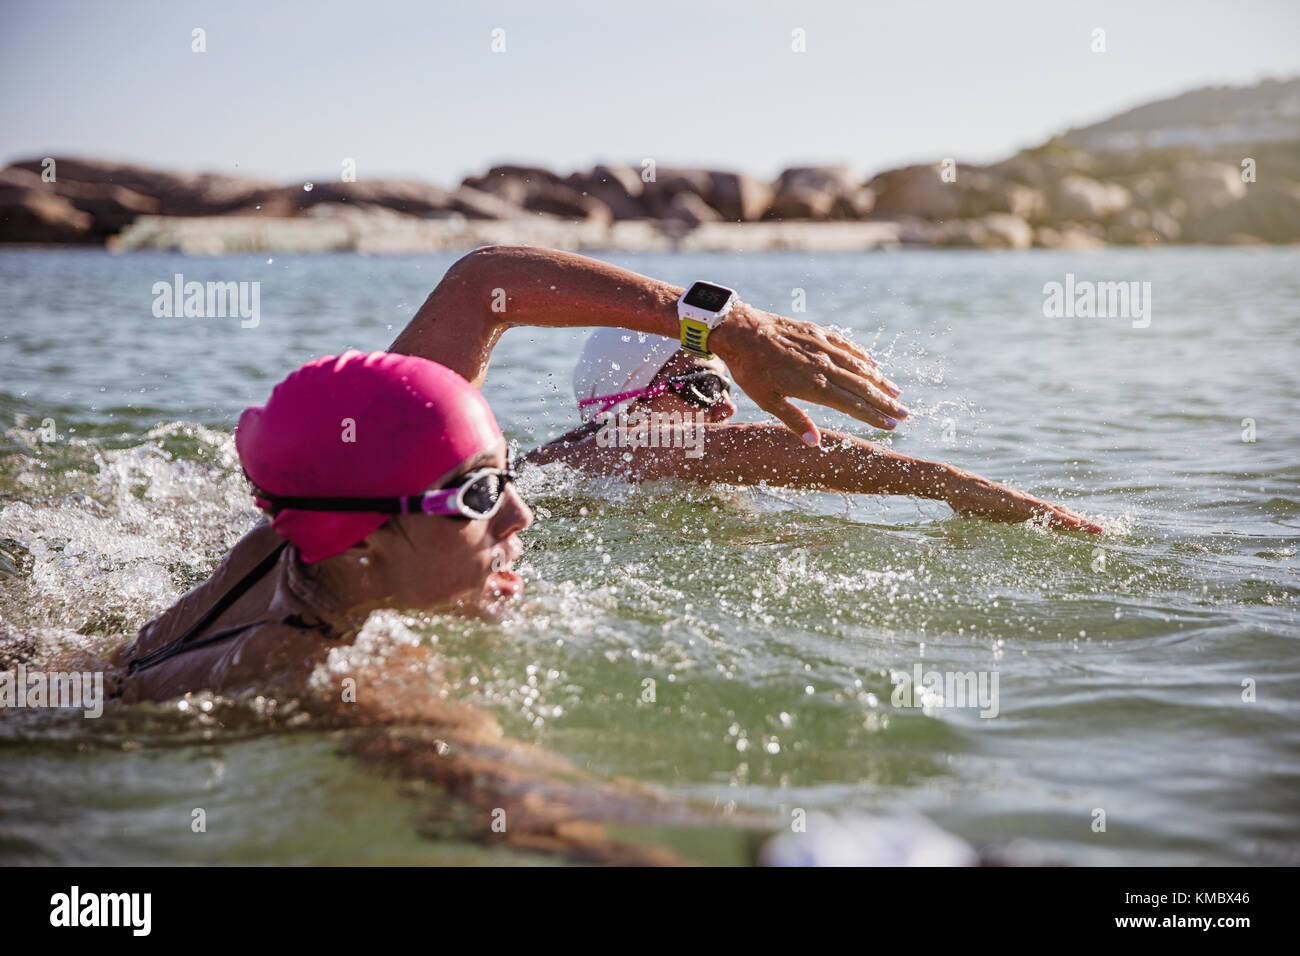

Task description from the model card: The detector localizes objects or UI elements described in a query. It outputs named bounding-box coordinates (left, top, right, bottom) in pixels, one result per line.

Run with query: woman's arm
left=530, top=422, right=1102, bottom=532
left=388, top=245, right=906, bottom=443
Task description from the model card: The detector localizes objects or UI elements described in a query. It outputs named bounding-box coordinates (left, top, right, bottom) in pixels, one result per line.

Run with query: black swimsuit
left=125, top=541, right=290, bottom=676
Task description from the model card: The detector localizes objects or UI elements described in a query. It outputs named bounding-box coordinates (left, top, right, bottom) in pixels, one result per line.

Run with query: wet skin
left=112, top=443, right=532, bottom=703
left=526, top=350, right=1103, bottom=534
left=114, top=242, right=1099, bottom=705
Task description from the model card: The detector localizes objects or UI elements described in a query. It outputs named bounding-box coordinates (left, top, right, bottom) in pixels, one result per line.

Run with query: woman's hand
left=943, top=469, right=1102, bottom=533
left=709, top=303, right=907, bottom=445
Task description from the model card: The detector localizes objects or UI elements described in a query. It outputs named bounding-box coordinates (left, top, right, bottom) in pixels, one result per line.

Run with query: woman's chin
left=464, top=569, right=522, bottom=621
left=441, top=571, right=523, bottom=620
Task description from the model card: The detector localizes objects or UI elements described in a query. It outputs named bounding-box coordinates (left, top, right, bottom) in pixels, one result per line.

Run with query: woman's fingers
left=1031, top=497, right=1103, bottom=534
left=798, top=326, right=901, bottom=397
left=1047, top=506, right=1104, bottom=534
left=751, top=380, right=899, bottom=442
left=712, top=307, right=904, bottom=438
left=952, top=481, right=1102, bottom=534
left=763, top=398, right=821, bottom=447
left=1045, top=509, right=1082, bottom=530
left=762, top=331, right=908, bottom=422
left=828, top=345, right=902, bottom=398
left=812, top=379, right=904, bottom=430
left=823, top=328, right=880, bottom=370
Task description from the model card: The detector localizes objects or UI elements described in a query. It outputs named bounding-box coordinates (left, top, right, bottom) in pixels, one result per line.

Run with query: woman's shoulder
left=120, top=521, right=286, bottom=664
left=215, top=615, right=337, bottom=695
left=118, top=614, right=322, bottom=703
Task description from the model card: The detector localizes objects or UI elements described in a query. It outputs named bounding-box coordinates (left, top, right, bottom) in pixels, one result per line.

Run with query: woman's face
left=634, top=350, right=737, bottom=422
left=360, top=441, right=533, bottom=616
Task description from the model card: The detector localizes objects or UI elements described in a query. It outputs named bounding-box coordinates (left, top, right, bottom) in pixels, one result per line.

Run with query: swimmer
left=110, top=245, right=910, bottom=702
left=111, top=350, right=525, bottom=703
left=524, top=328, right=1103, bottom=532
left=93, top=245, right=1098, bottom=862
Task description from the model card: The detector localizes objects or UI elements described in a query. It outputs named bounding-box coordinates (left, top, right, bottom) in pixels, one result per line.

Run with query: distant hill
left=1062, top=76, right=1300, bottom=153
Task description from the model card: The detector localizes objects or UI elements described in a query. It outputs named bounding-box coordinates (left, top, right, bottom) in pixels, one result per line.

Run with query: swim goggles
left=578, top=370, right=732, bottom=417
left=251, top=451, right=519, bottom=521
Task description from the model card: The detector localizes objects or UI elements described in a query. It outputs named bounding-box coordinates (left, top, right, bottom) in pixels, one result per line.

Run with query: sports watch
left=677, top=281, right=738, bottom=358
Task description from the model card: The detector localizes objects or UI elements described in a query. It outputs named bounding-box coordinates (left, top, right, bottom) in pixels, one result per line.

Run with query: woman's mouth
left=489, top=549, right=523, bottom=598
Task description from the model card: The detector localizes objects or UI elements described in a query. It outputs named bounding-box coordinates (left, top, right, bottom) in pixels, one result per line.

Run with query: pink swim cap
left=235, top=350, right=503, bottom=562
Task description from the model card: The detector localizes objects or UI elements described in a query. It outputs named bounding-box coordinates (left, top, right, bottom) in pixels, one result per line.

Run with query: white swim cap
left=572, top=328, right=682, bottom=422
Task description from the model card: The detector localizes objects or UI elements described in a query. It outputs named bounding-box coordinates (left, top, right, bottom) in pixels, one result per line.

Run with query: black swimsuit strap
left=126, top=541, right=288, bottom=676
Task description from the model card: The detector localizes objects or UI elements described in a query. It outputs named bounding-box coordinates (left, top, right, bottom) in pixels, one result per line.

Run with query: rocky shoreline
left=4, top=79, right=1299, bottom=254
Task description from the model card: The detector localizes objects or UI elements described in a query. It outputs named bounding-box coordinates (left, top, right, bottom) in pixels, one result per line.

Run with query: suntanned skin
left=391, top=244, right=908, bottom=441
left=111, top=244, right=908, bottom=703
left=526, top=349, right=1103, bottom=533
left=86, top=245, right=1097, bottom=862
left=111, top=444, right=532, bottom=703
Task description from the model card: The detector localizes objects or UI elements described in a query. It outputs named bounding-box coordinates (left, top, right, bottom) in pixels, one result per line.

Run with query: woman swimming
left=92, top=244, right=1098, bottom=862
left=110, top=244, right=914, bottom=702
left=524, top=327, right=1102, bottom=533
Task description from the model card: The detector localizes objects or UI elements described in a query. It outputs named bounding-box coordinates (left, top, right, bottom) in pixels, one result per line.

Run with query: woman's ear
left=340, top=538, right=380, bottom=571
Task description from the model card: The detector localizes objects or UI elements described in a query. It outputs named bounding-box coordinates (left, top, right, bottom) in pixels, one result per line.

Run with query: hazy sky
left=3, top=0, right=1298, bottom=186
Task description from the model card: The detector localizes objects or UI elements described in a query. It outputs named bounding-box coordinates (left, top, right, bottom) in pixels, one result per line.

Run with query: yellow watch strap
left=679, top=317, right=714, bottom=358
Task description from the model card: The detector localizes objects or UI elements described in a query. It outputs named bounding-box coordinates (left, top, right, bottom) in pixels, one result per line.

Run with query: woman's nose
left=495, top=483, right=534, bottom=535
left=712, top=394, right=737, bottom=421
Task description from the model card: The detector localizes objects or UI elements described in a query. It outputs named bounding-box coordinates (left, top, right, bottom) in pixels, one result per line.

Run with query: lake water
left=1, top=246, right=1296, bottom=865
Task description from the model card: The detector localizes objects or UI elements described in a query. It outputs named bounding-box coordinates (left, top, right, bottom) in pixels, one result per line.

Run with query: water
left=1, top=246, right=1297, bottom=865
